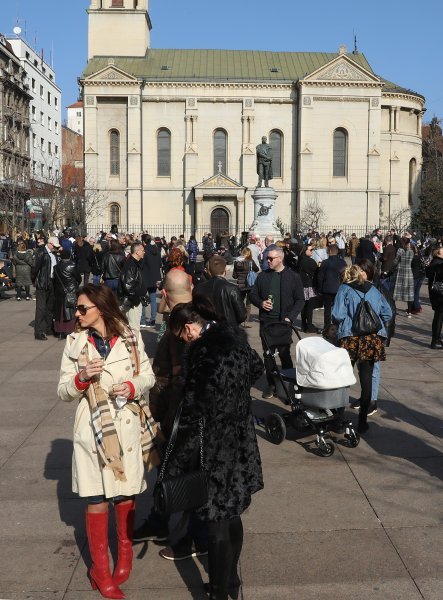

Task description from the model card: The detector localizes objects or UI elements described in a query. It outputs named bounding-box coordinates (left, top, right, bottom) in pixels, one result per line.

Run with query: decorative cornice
left=382, top=92, right=425, bottom=106
left=300, top=80, right=383, bottom=89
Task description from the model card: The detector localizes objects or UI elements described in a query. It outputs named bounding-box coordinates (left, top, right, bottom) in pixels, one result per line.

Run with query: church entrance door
left=210, top=207, right=229, bottom=237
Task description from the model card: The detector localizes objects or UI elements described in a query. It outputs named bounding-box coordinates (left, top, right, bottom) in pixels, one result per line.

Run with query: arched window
left=213, top=129, right=227, bottom=175
left=269, top=130, right=283, bottom=178
left=157, top=128, right=171, bottom=176
left=333, top=128, right=348, bottom=177
left=110, top=129, right=120, bottom=176
left=109, top=203, right=120, bottom=225
left=409, top=158, right=417, bottom=206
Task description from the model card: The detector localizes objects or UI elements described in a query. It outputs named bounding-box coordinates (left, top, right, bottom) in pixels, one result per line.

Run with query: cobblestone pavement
left=0, top=290, right=442, bottom=599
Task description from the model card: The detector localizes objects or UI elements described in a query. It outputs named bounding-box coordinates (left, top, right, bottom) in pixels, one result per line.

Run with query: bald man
left=134, top=269, right=208, bottom=558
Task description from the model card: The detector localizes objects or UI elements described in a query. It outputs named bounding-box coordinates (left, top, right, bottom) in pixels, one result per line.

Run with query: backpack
left=351, top=288, right=382, bottom=336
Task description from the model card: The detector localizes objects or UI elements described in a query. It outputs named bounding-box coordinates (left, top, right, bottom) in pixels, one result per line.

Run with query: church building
left=81, top=0, right=425, bottom=236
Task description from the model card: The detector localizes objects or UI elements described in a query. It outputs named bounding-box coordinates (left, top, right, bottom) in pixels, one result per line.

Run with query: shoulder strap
left=110, top=253, right=122, bottom=273
left=54, top=266, right=67, bottom=294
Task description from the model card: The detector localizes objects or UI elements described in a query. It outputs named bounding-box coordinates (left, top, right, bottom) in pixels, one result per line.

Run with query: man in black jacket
left=119, top=242, right=144, bottom=331
left=196, top=255, right=246, bottom=325
left=32, top=236, right=60, bottom=340
left=140, top=234, right=162, bottom=328
left=317, top=245, right=347, bottom=328
left=250, top=247, right=305, bottom=398
left=356, top=234, right=377, bottom=264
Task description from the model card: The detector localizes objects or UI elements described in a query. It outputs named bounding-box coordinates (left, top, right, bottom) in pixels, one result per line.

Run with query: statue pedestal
left=249, top=186, right=281, bottom=238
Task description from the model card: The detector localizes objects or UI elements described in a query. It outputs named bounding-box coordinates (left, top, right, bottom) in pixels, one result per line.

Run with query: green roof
left=83, top=49, right=374, bottom=82
left=82, top=49, right=423, bottom=100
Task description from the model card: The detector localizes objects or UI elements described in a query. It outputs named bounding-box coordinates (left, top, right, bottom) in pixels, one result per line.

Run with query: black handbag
left=431, top=277, right=443, bottom=296
left=153, top=403, right=208, bottom=516
left=351, top=289, right=382, bottom=336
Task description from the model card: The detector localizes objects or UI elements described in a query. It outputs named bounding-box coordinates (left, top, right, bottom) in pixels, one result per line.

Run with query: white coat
left=58, top=329, right=155, bottom=498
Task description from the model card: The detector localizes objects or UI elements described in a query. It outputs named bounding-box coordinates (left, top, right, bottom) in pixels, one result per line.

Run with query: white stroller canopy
left=295, top=337, right=356, bottom=390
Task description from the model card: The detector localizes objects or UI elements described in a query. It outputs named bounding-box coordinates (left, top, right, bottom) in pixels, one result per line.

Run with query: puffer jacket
left=12, top=249, right=34, bottom=286
left=332, top=280, right=392, bottom=339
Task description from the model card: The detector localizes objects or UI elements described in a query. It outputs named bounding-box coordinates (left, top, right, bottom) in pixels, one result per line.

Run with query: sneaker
left=406, top=312, right=412, bottom=318
left=159, top=537, right=208, bottom=561
left=350, top=398, right=361, bottom=410
left=262, top=386, right=275, bottom=399
left=25, top=297, right=31, bottom=301
left=146, top=320, right=156, bottom=328
left=133, top=520, right=169, bottom=542
left=139, top=323, right=149, bottom=329
left=16, top=297, right=21, bottom=301
left=367, top=402, right=378, bottom=416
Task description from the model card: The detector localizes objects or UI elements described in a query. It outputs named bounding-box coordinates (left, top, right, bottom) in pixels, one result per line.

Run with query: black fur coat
left=163, top=322, right=264, bottom=522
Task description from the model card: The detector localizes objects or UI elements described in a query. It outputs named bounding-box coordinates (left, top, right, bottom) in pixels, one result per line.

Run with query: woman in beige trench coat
left=58, top=284, right=155, bottom=599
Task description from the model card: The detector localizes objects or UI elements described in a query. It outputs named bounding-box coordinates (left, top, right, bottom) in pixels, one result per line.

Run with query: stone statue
left=256, top=136, right=273, bottom=188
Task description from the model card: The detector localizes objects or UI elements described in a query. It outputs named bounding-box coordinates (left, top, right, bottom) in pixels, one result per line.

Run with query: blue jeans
left=371, top=361, right=380, bottom=401
left=140, top=288, right=157, bottom=324
left=104, top=278, right=119, bottom=295
left=413, top=277, right=424, bottom=310
left=92, top=274, right=101, bottom=286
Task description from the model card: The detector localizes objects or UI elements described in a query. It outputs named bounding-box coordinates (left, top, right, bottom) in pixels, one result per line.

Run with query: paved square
left=0, top=292, right=442, bottom=599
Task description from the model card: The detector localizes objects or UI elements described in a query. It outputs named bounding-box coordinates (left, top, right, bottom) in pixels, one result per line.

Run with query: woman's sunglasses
left=76, top=304, right=96, bottom=316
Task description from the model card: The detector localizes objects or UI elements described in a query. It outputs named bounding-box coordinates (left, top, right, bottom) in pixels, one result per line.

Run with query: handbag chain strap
left=157, top=402, right=205, bottom=482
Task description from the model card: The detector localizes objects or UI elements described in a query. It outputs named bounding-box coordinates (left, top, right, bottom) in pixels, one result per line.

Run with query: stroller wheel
left=316, top=439, right=335, bottom=457
left=344, top=428, right=360, bottom=448
left=265, top=413, right=286, bottom=445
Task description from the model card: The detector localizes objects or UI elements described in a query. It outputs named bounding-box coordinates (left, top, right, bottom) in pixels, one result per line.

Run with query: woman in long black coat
left=53, top=249, right=81, bottom=338
left=426, top=246, right=443, bottom=349
left=167, top=299, right=264, bottom=600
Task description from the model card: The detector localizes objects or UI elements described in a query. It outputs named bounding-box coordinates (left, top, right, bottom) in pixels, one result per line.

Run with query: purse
left=153, top=402, right=208, bottom=516
left=245, top=260, right=257, bottom=288
left=351, top=288, right=382, bottom=336
left=431, top=276, right=443, bottom=296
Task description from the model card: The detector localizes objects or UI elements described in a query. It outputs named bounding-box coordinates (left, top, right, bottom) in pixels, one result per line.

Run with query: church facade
left=81, top=0, right=425, bottom=235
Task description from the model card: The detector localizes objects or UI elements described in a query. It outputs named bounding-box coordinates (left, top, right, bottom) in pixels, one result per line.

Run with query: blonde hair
left=275, top=240, right=285, bottom=248
left=340, top=264, right=366, bottom=284
left=241, top=247, right=252, bottom=261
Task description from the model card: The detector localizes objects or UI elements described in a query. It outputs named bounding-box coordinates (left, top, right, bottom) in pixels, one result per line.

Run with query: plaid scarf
left=79, top=328, right=160, bottom=482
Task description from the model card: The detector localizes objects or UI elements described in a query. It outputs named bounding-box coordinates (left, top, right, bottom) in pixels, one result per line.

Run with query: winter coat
left=57, top=329, right=155, bottom=498
left=102, top=251, right=125, bottom=280
left=332, top=280, right=393, bottom=340
left=426, top=258, right=443, bottom=311
left=120, top=256, right=143, bottom=309
left=380, top=244, right=396, bottom=274
left=317, top=255, right=347, bottom=294
left=186, top=239, right=199, bottom=262
left=196, top=277, right=246, bottom=325
left=297, top=255, right=319, bottom=289
left=32, top=246, right=57, bottom=290
left=356, top=239, right=377, bottom=263
left=12, top=249, right=34, bottom=286
left=162, top=322, right=264, bottom=521
left=53, top=259, right=81, bottom=321
left=392, top=248, right=414, bottom=301
left=73, top=242, right=94, bottom=273
left=250, top=267, right=305, bottom=323
left=233, top=257, right=259, bottom=290
left=140, top=243, right=162, bottom=293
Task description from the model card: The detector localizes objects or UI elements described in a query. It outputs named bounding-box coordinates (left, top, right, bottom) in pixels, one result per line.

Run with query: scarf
left=78, top=328, right=160, bottom=482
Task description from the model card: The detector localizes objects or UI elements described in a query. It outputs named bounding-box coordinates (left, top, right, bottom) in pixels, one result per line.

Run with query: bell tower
left=88, top=0, right=152, bottom=60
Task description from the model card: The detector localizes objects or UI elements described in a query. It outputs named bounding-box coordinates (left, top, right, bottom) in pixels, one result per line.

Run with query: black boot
left=207, top=520, right=232, bottom=600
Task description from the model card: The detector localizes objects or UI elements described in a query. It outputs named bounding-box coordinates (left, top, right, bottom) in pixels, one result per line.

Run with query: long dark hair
left=169, top=295, right=220, bottom=336
left=357, top=258, right=375, bottom=282
left=109, top=239, right=123, bottom=254
left=75, top=284, right=128, bottom=336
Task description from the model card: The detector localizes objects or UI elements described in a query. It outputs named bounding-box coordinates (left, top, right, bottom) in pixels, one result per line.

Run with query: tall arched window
left=333, top=128, right=348, bottom=177
left=157, top=128, right=171, bottom=176
left=213, top=129, right=227, bottom=175
left=110, top=129, right=120, bottom=176
left=269, top=130, right=283, bottom=178
left=409, top=158, right=417, bottom=206
left=109, top=203, right=120, bottom=225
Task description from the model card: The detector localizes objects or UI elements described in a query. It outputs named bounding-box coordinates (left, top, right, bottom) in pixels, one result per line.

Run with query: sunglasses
left=267, top=256, right=279, bottom=262
left=76, top=304, right=96, bottom=316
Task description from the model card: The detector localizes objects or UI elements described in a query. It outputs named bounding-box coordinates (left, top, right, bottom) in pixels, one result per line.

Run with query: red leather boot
left=113, top=500, right=135, bottom=586
left=86, top=510, right=125, bottom=599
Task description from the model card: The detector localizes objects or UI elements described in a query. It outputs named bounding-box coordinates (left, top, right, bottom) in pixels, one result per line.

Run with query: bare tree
left=66, top=169, right=108, bottom=234
left=388, top=207, right=412, bottom=233
left=298, top=197, right=327, bottom=232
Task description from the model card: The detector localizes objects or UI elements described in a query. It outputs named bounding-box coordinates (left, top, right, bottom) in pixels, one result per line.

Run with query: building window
left=269, top=130, right=283, bottom=178
left=409, top=158, right=417, bottom=206
left=48, top=141, right=52, bottom=155
left=31, top=105, right=36, bottom=121
left=55, top=145, right=59, bottom=157
left=40, top=137, right=44, bottom=149
left=40, top=111, right=44, bottom=125
left=40, top=84, right=44, bottom=98
left=110, top=129, right=120, bottom=175
left=32, top=133, right=36, bottom=148
left=55, top=121, right=59, bottom=134
left=54, top=97, right=58, bottom=110
left=47, top=91, right=51, bottom=105
left=112, top=0, right=124, bottom=6
left=31, top=78, right=36, bottom=92
left=110, top=203, right=121, bottom=225
left=213, top=129, right=227, bottom=174
left=333, top=128, right=348, bottom=177
left=157, top=128, right=171, bottom=176
left=48, top=117, right=52, bottom=130
left=76, top=111, right=82, bottom=117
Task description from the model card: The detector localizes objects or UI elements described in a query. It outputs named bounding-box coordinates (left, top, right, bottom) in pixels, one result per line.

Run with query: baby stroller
left=262, top=322, right=360, bottom=457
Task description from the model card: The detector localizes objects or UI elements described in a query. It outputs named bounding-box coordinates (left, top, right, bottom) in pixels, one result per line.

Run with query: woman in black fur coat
left=167, top=299, right=264, bottom=600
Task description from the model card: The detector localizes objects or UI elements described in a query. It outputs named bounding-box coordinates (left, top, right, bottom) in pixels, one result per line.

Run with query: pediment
left=194, top=173, right=244, bottom=189
left=303, top=56, right=380, bottom=84
left=85, top=65, right=138, bottom=83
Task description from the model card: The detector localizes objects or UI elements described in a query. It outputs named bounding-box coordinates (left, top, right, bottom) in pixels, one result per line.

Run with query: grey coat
left=12, top=250, right=34, bottom=286
left=393, top=248, right=414, bottom=301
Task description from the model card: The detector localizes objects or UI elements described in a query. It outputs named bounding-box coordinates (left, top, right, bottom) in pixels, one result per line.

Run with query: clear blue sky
left=2, top=0, right=442, bottom=122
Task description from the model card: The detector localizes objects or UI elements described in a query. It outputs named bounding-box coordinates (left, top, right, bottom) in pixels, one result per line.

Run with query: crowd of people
left=0, top=223, right=442, bottom=599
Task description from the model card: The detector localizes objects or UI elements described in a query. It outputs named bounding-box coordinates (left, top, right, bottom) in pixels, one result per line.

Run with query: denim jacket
left=332, top=281, right=392, bottom=339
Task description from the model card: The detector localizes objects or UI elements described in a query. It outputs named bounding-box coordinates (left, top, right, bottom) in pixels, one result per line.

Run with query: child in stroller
left=262, top=322, right=360, bottom=456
